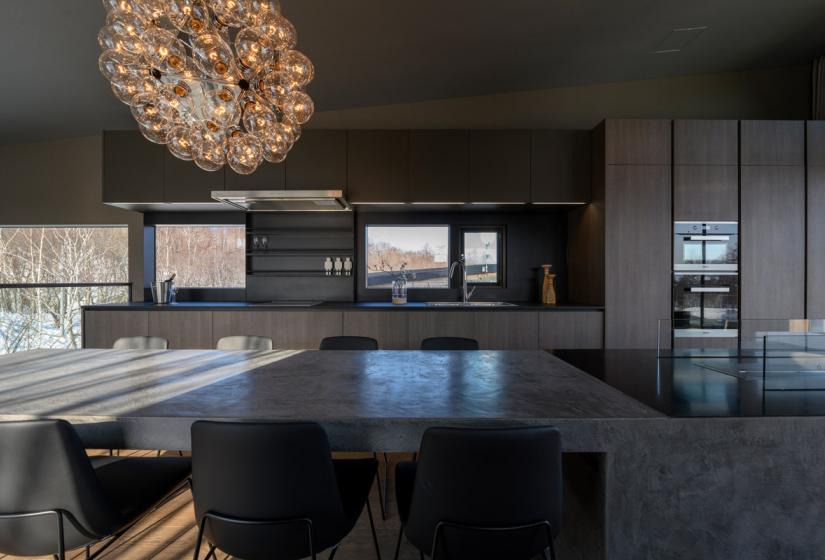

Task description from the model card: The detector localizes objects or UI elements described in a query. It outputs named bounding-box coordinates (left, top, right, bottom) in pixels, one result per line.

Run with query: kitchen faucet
left=449, top=254, right=477, bottom=303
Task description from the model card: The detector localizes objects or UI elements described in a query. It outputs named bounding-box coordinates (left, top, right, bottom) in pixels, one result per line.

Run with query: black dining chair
left=394, top=426, right=562, bottom=560
left=420, top=337, right=480, bottom=350
left=319, top=336, right=379, bottom=350
left=190, top=421, right=382, bottom=560
left=0, top=420, right=191, bottom=560
left=319, top=335, right=386, bottom=518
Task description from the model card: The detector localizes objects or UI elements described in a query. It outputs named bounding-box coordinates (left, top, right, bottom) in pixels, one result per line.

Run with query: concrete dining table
left=0, top=348, right=822, bottom=560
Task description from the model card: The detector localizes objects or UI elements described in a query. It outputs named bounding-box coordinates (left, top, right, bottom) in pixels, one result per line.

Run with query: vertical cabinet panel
left=674, top=120, right=738, bottom=165
left=270, top=311, right=342, bottom=349
left=212, top=311, right=273, bottom=346
left=807, top=121, right=825, bottom=166
left=83, top=310, right=149, bottom=348
left=163, top=151, right=224, bottom=203
left=605, top=119, right=671, bottom=165
left=531, top=130, right=591, bottom=203
left=673, top=165, right=739, bottom=222
left=740, top=165, right=805, bottom=320
left=408, top=312, right=476, bottom=349
left=102, top=131, right=164, bottom=203
left=409, top=130, right=469, bottom=203
left=343, top=311, right=410, bottom=349
left=284, top=130, right=347, bottom=189
left=809, top=166, right=825, bottom=317
left=741, top=121, right=804, bottom=165
left=474, top=312, right=539, bottom=349
left=469, top=131, right=531, bottom=202
left=604, top=165, right=672, bottom=348
left=148, top=311, right=213, bottom=349
left=539, top=311, right=604, bottom=350
left=347, top=131, right=409, bottom=203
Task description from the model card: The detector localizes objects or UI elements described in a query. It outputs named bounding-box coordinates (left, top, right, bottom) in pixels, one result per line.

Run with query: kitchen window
left=155, top=225, right=246, bottom=288
left=0, top=226, right=130, bottom=353
left=461, top=227, right=504, bottom=286
left=365, top=225, right=450, bottom=288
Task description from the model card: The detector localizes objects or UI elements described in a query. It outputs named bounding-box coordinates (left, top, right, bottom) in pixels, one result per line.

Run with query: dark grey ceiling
left=3, top=0, right=825, bottom=143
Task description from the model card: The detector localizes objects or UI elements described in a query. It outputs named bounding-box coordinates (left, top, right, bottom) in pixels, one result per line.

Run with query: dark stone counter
left=82, top=301, right=604, bottom=312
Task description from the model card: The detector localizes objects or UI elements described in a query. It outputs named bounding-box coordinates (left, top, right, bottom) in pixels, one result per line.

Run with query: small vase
left=541, top=264, right=557, bottom=305
left=392, top=276, right=408, bottom=305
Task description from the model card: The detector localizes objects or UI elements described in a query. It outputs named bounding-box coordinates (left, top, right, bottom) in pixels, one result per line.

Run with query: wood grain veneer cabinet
left=270, top=311, right=343, bottom=349
left=409, top=130, right=469, bottom=203
left=102, top=131, right=164, bottom=203
left=347, top=130, right=410, bottom=203
left=407, top=311, right=539, bottom=350
left=343, top=311, right=410, bottom=349
left=284, top=130, right=347, bottom=190
left=604, top=119, right=671, bottom=165
left=469, top=131, right=531, bottom=202
left=83, top=310, right=149, bottom=348
left=148, top=311, right=213, bottom=349
left=741, top=120, right=805, bottom=166
left=212, top=311, right=273, bottom=346
left=163, top=151, right=224, bottom=203
left=531, top=130, right=591, bottom=203
left=604, top=164, right=672, bottom=348
left=740, top=165, right=806, bottom=320
left=539, top=311, right=604, bottom=350
left=808, top=121, right=825, bottom=317
left=674, top=120, right=738, bottom=165
left=408, top=311, right=476, bottom=348
left=673, top=165, right=739, bottom=222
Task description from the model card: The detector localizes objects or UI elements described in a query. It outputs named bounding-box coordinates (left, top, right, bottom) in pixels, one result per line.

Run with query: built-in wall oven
left=673, top=222, right=739, bottom=344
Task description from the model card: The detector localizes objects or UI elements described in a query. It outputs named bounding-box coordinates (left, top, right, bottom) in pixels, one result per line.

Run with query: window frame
left=364, top=224, right=452, bottom=290
left=460, top=226, right=506, bottom=288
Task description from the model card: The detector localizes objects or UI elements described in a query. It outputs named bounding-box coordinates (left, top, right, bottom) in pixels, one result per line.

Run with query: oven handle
left=687, top=287, right=731, bottom=293
left=686, top=235, right=731, bottom=241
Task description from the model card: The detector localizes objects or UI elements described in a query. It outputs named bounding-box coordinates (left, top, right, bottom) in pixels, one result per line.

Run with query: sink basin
left=426, top=301, right=517, bottom=307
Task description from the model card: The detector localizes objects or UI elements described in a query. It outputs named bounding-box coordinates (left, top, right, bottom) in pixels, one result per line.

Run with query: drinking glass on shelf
left=260, top=236, right=268, bottom=251
left=252, top=236, right=260, bottom=251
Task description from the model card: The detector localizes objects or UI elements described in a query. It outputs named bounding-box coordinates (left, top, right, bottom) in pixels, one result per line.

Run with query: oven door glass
left=674, top=235, right=738, bottom=270
left=673, top=274, right=739, bottom=335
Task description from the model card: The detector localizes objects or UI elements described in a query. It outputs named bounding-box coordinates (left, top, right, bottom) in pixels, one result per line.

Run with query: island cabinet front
left=83, top=308, right=604, bottom=351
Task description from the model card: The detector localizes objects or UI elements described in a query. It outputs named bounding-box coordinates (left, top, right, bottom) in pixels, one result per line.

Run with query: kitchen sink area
left=425, top=301, right=517, bottom=307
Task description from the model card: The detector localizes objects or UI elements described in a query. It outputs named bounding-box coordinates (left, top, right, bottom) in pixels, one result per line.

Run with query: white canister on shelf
left=343, top=257, right=353, bottom=276
left=334, top=257, right=343, bottom=276
left=324, top=257, right=333, bottom=276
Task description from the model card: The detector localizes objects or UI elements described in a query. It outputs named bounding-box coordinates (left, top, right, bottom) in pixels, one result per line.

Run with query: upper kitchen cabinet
left=469, top=131, right=531, bottom=203
left=102, top=131, right=164, bottom=203
left=163, top=150, right=225, bottom=203
left=674, top=120, right=738, bottom=165
left=348, top=130, right=410, bottom=203
left=807, top=121, right=825, bottom=166
left=283, top=130, right=347, bottom=189
left=604, top=119, right=671, bottom=165
left=531, top=130, right=591, bottom=203
left=409, top=130, right=470, bottom=203
left=673, top=165, right=739, bottom=222
left=740, top=120, right=804, bottom=165
left=225, top=160, right=285, bottom=190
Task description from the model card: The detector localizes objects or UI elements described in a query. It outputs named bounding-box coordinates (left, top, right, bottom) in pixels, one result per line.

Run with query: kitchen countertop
left=83, top=301, right=605, bottom=312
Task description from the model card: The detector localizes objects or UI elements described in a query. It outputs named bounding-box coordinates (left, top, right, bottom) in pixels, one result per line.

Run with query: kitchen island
left=0, top=348, right=822, bottom=559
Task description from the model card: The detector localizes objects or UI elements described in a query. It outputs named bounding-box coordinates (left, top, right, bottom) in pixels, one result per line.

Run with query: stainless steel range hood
left=211, top=190, right=351, bottom=212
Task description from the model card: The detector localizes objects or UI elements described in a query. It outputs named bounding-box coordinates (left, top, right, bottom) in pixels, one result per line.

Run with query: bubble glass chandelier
left=98, top=0, right=314, bottom=174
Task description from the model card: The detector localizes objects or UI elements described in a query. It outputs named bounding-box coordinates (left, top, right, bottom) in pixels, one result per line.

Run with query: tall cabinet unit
left=740, top=121, right=806, bottom=322
left=601, top=119, right=672, bottom=348
left=807, top=121, right=825, bottom=318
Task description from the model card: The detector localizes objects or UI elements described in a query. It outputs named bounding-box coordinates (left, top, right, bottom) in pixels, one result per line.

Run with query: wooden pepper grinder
left=541, top=264, right=557, bottom=305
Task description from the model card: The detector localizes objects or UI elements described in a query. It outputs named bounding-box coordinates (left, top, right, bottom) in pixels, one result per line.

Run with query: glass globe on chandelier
left=98, top=0, right=315, bottom=175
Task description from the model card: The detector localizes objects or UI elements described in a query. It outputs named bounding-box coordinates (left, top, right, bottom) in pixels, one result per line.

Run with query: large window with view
left=0, top=227, right=130, bottom=353
left=366, top=225, right=450, bottom=288
left=155, top=225, right=246, bottom=288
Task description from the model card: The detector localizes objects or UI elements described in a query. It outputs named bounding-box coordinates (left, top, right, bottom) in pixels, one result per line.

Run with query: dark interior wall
left=0, top=135, right=144, bottom=299
left=355, top=210, right=568, bottom=303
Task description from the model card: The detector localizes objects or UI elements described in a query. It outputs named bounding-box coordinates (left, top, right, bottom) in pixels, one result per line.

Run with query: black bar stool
left=191, top=421, right=381, bottom=560
left=320, top=336, right=379, bottom=350
left=0, top=420, right=191, bottom=560
left=394, top=426, right=562, bottom=560
left=420, top=337, right=479, bottom=350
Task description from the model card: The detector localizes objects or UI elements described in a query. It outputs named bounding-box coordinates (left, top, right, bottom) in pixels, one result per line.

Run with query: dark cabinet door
left=347, top=130, right=409, bottom=203
left=604, top=119, right=671, bottom=165
left=807, top=166, right=825, bottom=317
left=469, top=131, right=530, bottom=203
left=102, top=131, right=164, bottom=203
left=740, top=165, right=805, bottom=320
left=674, top=120, right=738, bottom=165
left=531, top=130, right=591, bottom=203
left=409, top=130, right=469, bottom=203
left=225, top=161, right=285, bottom=190
left=807, top=121, right=825, bottom=166
left=673, top=165, right=739, bottom=222
left=163, top=151, right=225, bottom=203
left=740, top=120, right=804, bottom=165
left=283, top=130, right=347, bottom=189
left=604, top=165, right=672, bottom=348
